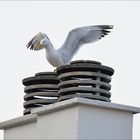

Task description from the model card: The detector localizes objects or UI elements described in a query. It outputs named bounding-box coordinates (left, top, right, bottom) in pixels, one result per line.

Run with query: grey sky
left=0, top=1, right=140, bottom=139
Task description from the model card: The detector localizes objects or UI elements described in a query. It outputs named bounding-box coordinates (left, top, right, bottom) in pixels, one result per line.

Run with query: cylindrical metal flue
left=22, top=72, right=59, bottom=115
left=56, top=60, right=114, bottom=102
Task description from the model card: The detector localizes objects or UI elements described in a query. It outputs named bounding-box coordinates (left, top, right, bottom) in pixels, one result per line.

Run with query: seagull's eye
left=41, top=40, right=46, bottom=44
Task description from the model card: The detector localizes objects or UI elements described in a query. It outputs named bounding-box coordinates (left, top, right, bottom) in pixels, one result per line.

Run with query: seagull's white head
left=40, top=38, right=49, bottom=46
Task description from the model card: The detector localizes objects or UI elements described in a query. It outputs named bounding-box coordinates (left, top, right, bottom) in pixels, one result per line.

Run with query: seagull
left=26, top=25, right=113, bottom=67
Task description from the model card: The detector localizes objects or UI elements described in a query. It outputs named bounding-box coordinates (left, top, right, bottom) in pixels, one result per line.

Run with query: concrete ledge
left=0, top=114, right=37, bottom=129
left=32, top=97, right=140, bottom=115
left=0, top=97, right=140, bottom=130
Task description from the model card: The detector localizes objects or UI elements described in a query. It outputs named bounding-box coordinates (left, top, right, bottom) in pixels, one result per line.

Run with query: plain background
left=0, top=1, right=140, bottom=139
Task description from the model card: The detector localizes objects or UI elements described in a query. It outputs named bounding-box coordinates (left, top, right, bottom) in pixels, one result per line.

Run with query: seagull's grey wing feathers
left=57, top=25, right=113, bottom=63
left=26, top=32, right=47, bottom=51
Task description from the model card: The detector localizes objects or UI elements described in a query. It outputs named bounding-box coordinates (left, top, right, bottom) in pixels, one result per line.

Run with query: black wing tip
left=106, top=25, right=113, bottom=29
left=26, top=44, right=34, bottom=50
left=99, top=25, right=113, bottom=39
left=101, top=30, right=110, bottom=37
left=102, top=25, right=113, bottom=29
left=95, top=25, right=113, bottom=30
left=101, top=25, right=113, bottom=36
left=26, top=44, right=30, bottom=49
left=26, top=39, right=38, bottom=51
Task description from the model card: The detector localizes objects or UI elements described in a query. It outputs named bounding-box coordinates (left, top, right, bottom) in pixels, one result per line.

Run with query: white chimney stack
left=0, top=98, right=140, bottom=139
left=0, top=60, right=140, bottom=139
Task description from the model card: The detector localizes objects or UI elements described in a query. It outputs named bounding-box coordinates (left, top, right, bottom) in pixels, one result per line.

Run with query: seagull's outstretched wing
left=26, top=32, right=47, bottom=51
left=57, top=25, right=113, bottom=63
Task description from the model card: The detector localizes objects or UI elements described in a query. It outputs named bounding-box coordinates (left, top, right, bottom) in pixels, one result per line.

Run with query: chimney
left=0, top=60, right=140, bottom=139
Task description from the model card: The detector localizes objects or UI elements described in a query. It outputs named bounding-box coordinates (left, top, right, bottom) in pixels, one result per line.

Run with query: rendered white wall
left=37, top=106, right=78, bottom=139
left=77, top=105, right=133, bottom=139
left=4, top=121, right=37, bottom=139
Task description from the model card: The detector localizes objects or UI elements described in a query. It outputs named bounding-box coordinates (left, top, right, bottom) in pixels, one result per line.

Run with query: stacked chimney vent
left=22, top=72, right=59, bottom=115
left=22, top=60, right=114, bottom=115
